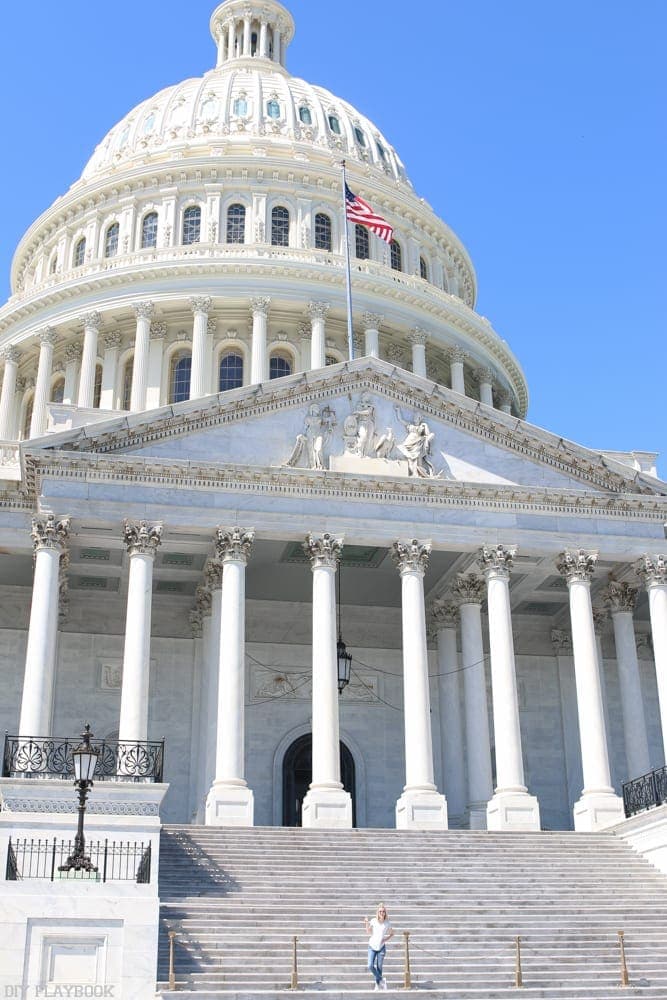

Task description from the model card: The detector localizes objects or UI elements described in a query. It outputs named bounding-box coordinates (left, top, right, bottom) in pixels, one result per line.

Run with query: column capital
left=474, top=366, right=494, bottom=385
left=557, top=548, right=598, bottom=584
left=362, top=312, right=383, bottom=330
left=38, top=327, right=57, bottom=347
left=204, top=558, right=223, bottom=592
left=31, top=514, right=70, bottom=553
left=448, top=345, right=468, bottom=364
left=190, top=296, right=212, bottom=316
left=550, top=628, right=572, bottom=653
left=64, top=343, right=82, bottom=363
left=451, top=572, right=485, bottom=605
left=215, top=526, right=255, bottom=564
left=307, top=301, right=330, bottom=321
left=196, top=584, right=212, bottom=617
left=408, top=327, right=428, bottom=347
left=103, top=332, right=122, bottom=350
left=82, top=311, right=102, bottom=332
left=250, top=296, right=271, bottom=318
left=1, top=345, right=21, bottom=364
left=132, top=301, right=155, bottom=320
left=149, top=322, right=167, bottom=341
left=122, top=519, right=162, bottom=557
left=477, top=543, right=517, bottom=579
left=603, top=580, right=638, bottom=614
left=430, top=599, right=459, bottom=628
left=592, top=606, right=608, bottom=634
left=303, top=532, right=343, bottom=570
left=392, top=538, right=431, bottom=576
left=635, top=553, right=667, bottom=588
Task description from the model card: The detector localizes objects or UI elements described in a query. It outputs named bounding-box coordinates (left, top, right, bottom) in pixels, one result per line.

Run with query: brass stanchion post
left=290, top=934, right=299, bottom=990
left=618, top=930, right=629, bottom=987
left=168, top=930, right=177, bottom=992
left=403, top=930, right=412, bottom=989
left=515, top=935, right=523, bottom=988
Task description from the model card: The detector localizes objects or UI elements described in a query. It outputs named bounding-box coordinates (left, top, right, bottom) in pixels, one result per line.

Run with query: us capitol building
left=0, top=0, right=666, bottom=842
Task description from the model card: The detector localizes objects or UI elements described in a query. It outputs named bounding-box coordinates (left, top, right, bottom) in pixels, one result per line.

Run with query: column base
left=396, top=788, right=448, bottom=830
left=205, top=781, right=254, bottom=827
left=301, top=786, right=353, bottom=828
left=573, top=790, right=625, bottom=831
left=467, top=802, right=488, bottom=830
left=487, top=789, right=541, bottom=831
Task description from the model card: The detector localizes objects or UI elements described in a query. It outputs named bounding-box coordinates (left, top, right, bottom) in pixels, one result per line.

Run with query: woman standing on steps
left=364, top=902, right=394, bottom=990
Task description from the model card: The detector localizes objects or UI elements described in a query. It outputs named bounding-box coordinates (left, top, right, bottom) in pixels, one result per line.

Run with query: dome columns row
left=211, top=2, right=292, bottom=69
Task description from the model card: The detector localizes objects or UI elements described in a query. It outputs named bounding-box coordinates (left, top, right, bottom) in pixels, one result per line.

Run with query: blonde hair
left=376, top=902, right=388, bottom=919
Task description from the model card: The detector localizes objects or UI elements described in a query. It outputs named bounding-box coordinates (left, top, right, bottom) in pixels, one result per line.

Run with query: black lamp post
left=59, top=723, right=99, bottom=874
left=337, top=566, right=352, bottom=694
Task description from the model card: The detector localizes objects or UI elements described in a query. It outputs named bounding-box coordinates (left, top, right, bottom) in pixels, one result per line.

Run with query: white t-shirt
left=368, top=917, right=392, bottom=951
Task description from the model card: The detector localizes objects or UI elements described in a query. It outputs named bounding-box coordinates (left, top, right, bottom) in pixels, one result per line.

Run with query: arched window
left=141, top=212, right=158, bottom=249
left=354, top=126, right=366, bottom=147
left=121, top=358, right=133, bottom=410
left=269, top=353, right=292, bottom=379
left=226, top=204, right=246, bottom=244
left=251, top=31, right=258, bottom=56
left=390, top=239, right=402, bottom=272
left=219, top=352, right=244, bottom=391
left=314, top=213, right=332, bottom=252
left=271, top=206, right=290, bottom=247
left=355, top=224, right=369, bottom=260
left=419, top=256, right=428, bottom=280
left=328, top=115, right=341, bottom=135
left=49, top=254, right=58, bottom=275
left=51, top=378, right=65, bottom=404
left=376, top=141, right=387, bottom=161
left=104, top=223, right=119, bottom=258
left=182, top=206, right=201, bottom=245
left=299, top=106, right=312, bottom=125
left=233, top=97, right=248, bottom=116
left=267, top=99, right=281, bottom=119
left=170, top=351, right=192, bottom=403
left=73, top=238, right=86, bottom=268
left=23, top=396, right=34, bottom=440
left=93, top=364, right=103, bottom=409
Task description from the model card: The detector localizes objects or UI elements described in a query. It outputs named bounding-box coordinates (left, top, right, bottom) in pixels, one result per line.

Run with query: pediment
left=23, top=358, right=665, bottom=497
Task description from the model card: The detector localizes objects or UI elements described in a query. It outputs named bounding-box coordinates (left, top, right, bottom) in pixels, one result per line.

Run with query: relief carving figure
left=394, top=406, right=439, bottom=478
left=342, top=392, right=377, bottom=457
left=374, top=427, right=397, bottom=461
left=285, top=404, right=337, bottom=470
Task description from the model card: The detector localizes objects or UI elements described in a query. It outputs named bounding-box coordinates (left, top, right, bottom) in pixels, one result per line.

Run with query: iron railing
left=6, top=837, right=152, bottom=882
left=622, top=765, right=667, bottom=817
left=2, top=734, right=164, bottom=782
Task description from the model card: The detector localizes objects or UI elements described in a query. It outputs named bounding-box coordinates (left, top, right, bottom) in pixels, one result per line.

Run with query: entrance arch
left=282, top=733, right=356, bottom=827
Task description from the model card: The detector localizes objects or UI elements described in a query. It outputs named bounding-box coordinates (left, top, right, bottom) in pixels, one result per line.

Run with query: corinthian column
left=603, top=580, right=650, bottom=779
left=206, top=527, right=255, bottom=826
left=362, top=313, right=382, bottom=358
left=118, top=521, right=162, bottom=746
left=448, top=346, right=467, bottom=396
left=409, top=328, right=428, bottom=379
left=301, top=533, right=353, bottom=828
left=478, top=544, right=541, bottom=830
left=557, top=549, right=623, bottom=829
left=30, top=328, right=57, bottom=438
left=190, top=296, right=212, bottom=399
left=250, top=297, right=270, bottom=384
left=452, top=573, right=493, bottom=828
left=308, top=301, right=330, bottom=371
left=0, top=347, right=21, bottom=439
left=18, top=515, right=70, bottom=741
left=393, top=539, right=448, bottom=829
left=129, top=302, right=154, bottom=411
left=635, top=555, right=667, bottom=765
left=77, top=311, right=102, bottom=408
left=475, top=367, right=494, bottom=407
left=431, top=600, right=466, bottom=825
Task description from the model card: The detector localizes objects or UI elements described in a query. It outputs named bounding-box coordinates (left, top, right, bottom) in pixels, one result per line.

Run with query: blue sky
left=1, top=1, right=664, bottom=475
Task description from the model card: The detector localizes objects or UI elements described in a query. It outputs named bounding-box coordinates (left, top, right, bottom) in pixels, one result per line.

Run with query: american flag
left=345, top=183, right=393, bottom=244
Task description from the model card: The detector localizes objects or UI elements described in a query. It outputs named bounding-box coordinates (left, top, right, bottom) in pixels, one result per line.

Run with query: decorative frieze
left=477, top=543, right=517, bottom=578
left=303, top=532, right=343, bottom=570
left=556, top=549, right=598, bottom=584
left=215, top=526, right=255, bottom=563
left=451, top=573, right=485, bottom=605
left=603, top=580, right=638, bottom=614
left=392, top=538, right=431, bottom=575
left=122, top=519, right=162, bottom=556
left=31, top=514, right=70, bottom=553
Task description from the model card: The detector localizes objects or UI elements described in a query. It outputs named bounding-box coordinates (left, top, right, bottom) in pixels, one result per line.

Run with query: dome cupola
left=210, top=0, right=295, bottom=70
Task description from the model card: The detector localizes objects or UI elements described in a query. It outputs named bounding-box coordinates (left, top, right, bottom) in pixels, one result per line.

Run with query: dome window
left=271, top=206, right=290, bottom=247
left=104, top=223, right=119, bottom=259
left=118, top=125, right=130, bottom=149
left=354, top=127, right=366, bottom=147
left=419, top=256, right=429, bottom=280
left=390, top=239, right=402, bottom=272
left=170, top=351, right=192, bottom=403
left=141, top=212, right=158, bottom=249
left=251, top=31, right=258, bottom=56
left=267, top=99, right=281, bottom=120
left=233, top=96, right=248, bottom=117
left=182, top=206, right=201, bottom=245
left=376, top=141, right=386, bottom=161
left=219, top=353, right=244, bottom=392
left=270, top=353, right=292, bottom=380
left=314, top=213, right=332, bottom=252
left=328, top=115, right=341, bottom=135
left=227, top=204, right=246, bottom=244
left=73, top=237, right=86, bottom=268
left=201, top=98, right=219, bottom=122
left=355, top=225, right=369, bottom=260
left=142, top=113, right=155, bottom=135
left=299, top=106, right=312, bottom=125
left=49, top=254, right=58, bottom=275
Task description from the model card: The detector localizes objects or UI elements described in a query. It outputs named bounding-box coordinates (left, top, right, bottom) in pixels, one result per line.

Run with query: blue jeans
left=368, top=945, right=386, bottom=984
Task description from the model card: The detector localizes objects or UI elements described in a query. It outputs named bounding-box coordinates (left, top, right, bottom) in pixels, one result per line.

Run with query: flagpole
left=341, top=160, right=355, bottom=361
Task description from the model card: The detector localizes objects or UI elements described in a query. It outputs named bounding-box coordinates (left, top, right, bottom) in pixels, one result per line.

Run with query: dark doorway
left=282, top=733, right=356, bottom=827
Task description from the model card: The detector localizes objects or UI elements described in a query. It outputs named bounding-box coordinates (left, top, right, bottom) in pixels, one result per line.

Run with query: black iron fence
left=622, top=765, right=667, bottom=817
left=2, top=734, right=164, bottom=782
left=5, top=837, right=152, bottom=883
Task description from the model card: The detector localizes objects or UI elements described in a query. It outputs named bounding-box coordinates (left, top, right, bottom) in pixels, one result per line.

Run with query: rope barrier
left=515, top=935, right=523, bottom=988
left=290, top=934, right=299, bottom=990
left=168, top=930, right=177, bottom=992
left=403, top=930, right=412, bottom=989
left=618, top=930, right=629, bottom=987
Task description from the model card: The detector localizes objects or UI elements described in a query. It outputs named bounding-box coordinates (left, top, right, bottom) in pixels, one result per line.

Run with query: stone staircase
left=156, top=825, right=667, bottom=998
